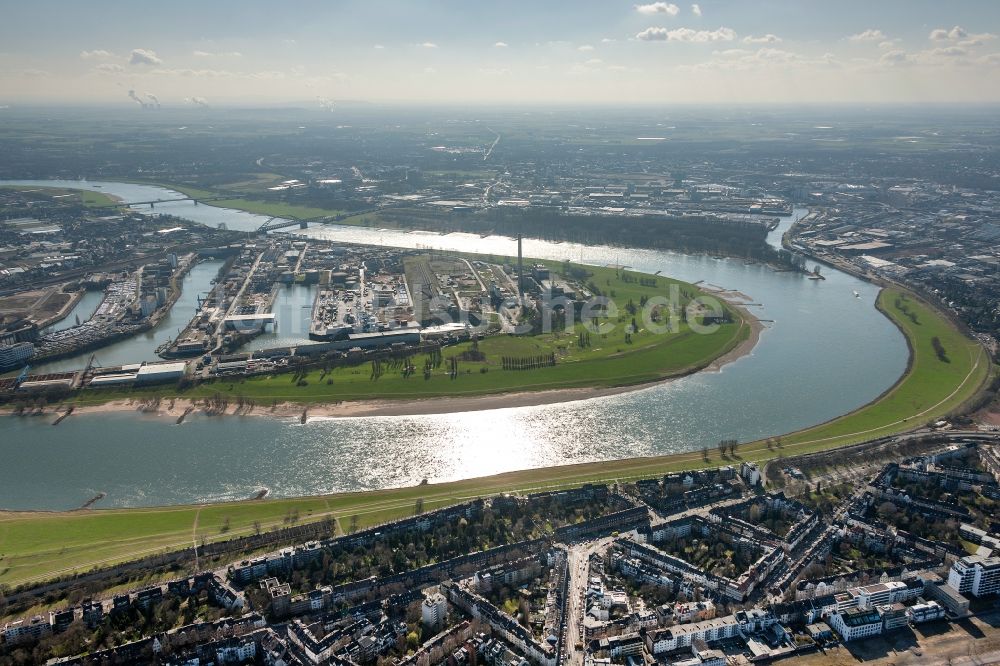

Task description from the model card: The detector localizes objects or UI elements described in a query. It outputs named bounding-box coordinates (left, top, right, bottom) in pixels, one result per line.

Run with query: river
left=0, top=180, right=908, bottom=510
left=29, top=260, right=225, bottom=373
left=44, top=290, right=103, bottom=333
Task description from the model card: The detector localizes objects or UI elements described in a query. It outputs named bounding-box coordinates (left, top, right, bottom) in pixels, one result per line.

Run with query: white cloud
left=578, top=44, right=595, bottom=51
left=636, top=26, right=736, bottom=42
left=743, top=34, right=781, bottom=44
left=928, top=25, right=997, bottom=47
left=635, top=2, right=679, bottom=16
left=714, top=48, right=751, bottom=58
left=419, top=42, right=438, bottom=48
left=879, top=49, right=912, bottom=66
left=878, top=40, right=898, bottom=49
left=149, top=68, right=232, bottom=78
left=601, top=37, right=616, bottom=43
left=423, top=66, right=436, bottom=73
left=691, top=3, right=702, bottom=16
left=693, top=46, right=839, bottom=72
left=928, top=27, right=998, bottom=47
left=129, top=48, right=162, bottom=66
left=930, top=26, right=967, bottom=41
left=865, top=43, right=989, bottom=69
left=959, top=34, right=997, bottom=47
left=584, top=58, right=604, bottom=65
left=94, top=63, right=124, bottom=74
left=849, top=29, right=887, bottom=42
left=373, top=44, right=385, bottom=49
left=247, top=70, right=287, bottom=80
left=494, top=41, right=508, bottom=47
left=723, top=47, right=795, bottom=63
left=80, top=49, right=114, bottom=59
left=192, top=50, right=242, bottom=57
left=11, top=68, right=51, bottom=78
left=928, top=46, right=968, bottom=58
left=692, top=48, right=772, bottom=70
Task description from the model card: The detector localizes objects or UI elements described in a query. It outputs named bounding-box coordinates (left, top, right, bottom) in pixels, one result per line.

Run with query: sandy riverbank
left=9, top=300, right=763, bottom=422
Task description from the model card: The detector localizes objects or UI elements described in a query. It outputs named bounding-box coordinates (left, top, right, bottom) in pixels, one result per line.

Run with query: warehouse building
left=135, top=361, right=188, bottom=385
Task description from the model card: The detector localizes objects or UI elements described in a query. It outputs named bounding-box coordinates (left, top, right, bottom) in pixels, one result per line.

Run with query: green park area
left=145, top=181, right=348, bottom=222
left=0, top=284, right=993, bottom=589
left=203, top=197, right=344, bottom=221
left=0, top=185, right=120, bottom=210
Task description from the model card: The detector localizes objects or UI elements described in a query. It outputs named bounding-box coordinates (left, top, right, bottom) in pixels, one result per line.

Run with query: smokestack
left=517, top=233, right=523, bottom=300
left=127, top=89, right=145, bottom=107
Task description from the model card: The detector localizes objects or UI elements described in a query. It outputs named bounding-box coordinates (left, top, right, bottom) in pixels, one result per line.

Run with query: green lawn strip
left=0, top=185, right=121, bottom=209
left=202, top=198, right=343, bottom=221
left=167, top=325, right=742, bottom=403
left=331, top=212, right=382, bottom=226
left=79, top=190, right=120, bottom=208
left=63, top=264, right=745, bottom=406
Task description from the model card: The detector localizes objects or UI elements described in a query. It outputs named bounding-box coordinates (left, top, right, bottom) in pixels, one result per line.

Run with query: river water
left=44, top=290, right=103, bottom=333
left=0, top=180, right=908, bottom=510
left=29, top=260, right=225, bottom=373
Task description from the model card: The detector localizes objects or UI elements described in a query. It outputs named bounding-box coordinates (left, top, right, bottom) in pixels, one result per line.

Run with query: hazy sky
left=1, top=0, right=999, bottom=107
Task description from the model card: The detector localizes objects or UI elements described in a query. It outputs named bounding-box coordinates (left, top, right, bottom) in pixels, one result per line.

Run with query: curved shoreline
left=46, top=301, right=763, bottom=421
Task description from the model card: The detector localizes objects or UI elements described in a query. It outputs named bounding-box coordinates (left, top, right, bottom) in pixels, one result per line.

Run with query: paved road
left=562, top=536, right=615, bottom=666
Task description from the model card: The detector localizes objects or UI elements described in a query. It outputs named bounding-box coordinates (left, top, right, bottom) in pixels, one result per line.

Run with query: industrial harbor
left=1, top=223, right=596, bottom=397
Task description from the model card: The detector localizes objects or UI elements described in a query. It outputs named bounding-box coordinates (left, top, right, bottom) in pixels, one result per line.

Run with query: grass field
left=202, top=198, right=344, bottom=221
left=129, top=180, right=347, bottom=221
left=0, top=185, right=121, bottom=209
left=0, top=287, right=993, bottom=589
left=79, top=190, right=120, bottom=208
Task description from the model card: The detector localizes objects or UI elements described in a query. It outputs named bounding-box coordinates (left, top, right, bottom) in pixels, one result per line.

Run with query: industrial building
left=84, top=361, right=188, bottom=387
left=0, top=341, right=34, bottom=370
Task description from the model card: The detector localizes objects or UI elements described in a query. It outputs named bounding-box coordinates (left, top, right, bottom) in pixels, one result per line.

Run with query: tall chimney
left=517, top=233, right=524, bottom=300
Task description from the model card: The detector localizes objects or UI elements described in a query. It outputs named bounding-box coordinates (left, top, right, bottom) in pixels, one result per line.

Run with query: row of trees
left=931, top=336, right=950, bottom=363
left=500, top=354, right=557, bottom=371
left=717, top=439, right=740, bottom=457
